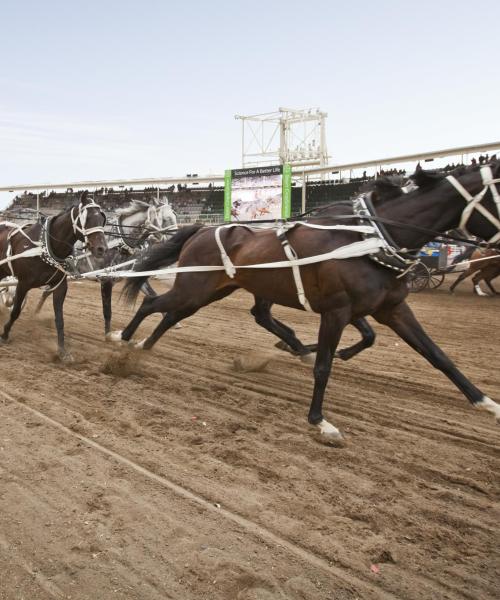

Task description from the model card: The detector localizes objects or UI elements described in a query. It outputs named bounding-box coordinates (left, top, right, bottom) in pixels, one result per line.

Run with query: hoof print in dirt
left=232, top=353, right=271, bottom=373
left=100, top=350, right=142, bottom=378
left=315, top=433, right=346, bottom=448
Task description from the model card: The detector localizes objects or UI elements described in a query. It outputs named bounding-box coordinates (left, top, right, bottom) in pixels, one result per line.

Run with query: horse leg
left=101, top=279, right=113, bottom=336
left=269, top=310, right=375, bottom=364
left=118, top=285, right=236, bottom=349
left=141, top=280, right=157, bottom=297
left=139, top=279, right=184, bottom=330
left=485, top=276, right=499, bottom=295
left=373, top=300, right=500, bottom=422
left=0, top=284, right=28, bottom=343
left=335, top=318, right=376, bottom=361
left=307, top=308, right=350, bottom=444
left=34, top=289, right=51, bottom=316
left=477, top=267, right=499, bottom=295
left=449, top=269, right=470, bottom=293
left=52, top=278, right=72, bottom=362
left=472, top=272, right=489, bottom=297
left=250, top=297, right=313, bottom=361
left=108, top=293, right=162, bottom=343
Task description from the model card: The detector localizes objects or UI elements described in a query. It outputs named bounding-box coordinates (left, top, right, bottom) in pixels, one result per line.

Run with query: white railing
left=1, top=141, right=499, bottom=194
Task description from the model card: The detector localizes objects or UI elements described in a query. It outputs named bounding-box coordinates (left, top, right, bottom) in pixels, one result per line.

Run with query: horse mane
left=116, top=199, right=150, bottom=217
left=408, top=164, right=445, bottom=189
left=363, top=177, right=405, bottom=201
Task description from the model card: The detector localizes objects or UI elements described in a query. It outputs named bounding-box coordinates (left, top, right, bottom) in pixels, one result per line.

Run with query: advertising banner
left=224, top=164, right=292, bottom=222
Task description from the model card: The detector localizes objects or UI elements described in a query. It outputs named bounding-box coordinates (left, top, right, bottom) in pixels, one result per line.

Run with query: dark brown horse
left=34, top=197, right=176, bottom=336
left=112, top=162, right=500, bottom=442
left=0, top=191, right=107, bottom=361
left=449, top=248, right=500, bottom=296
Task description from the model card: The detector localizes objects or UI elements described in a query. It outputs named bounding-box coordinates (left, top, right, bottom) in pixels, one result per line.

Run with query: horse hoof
left=132, top=338, right=147, bottom=350
left=300, top=353, right=316, bottom=367
left=275, top=340, right=291, bottom=352
left=106, top=330, right=123, bottom=343
left=59, top=352, right=74, bottom=364
left=314, top=419, right=345, bottom=447
left=476, top=396, right=500, bottom=424
left=0, top=337, right=8, bottom=346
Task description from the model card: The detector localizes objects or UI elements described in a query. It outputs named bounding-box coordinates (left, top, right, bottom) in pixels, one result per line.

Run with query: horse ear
left=79, top=190, right=89, bottom=204
left=492, top=157, right=500, bottom=177
left=410, top=165, right=443, bottom=188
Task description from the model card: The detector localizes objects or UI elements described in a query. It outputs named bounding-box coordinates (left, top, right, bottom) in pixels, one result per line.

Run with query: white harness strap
left=213, top=221, right=382, bottom=310
left=213, top=222, right=378, bottom=281
left=99, top=237, right=385, bottom=279
left=71, top=201, right=106, bottom=238
left=0, top=223, right=41, bottom=276
left=214, top=225, right=237, bottom=278
left=6, top=241, right=14, bottom=276
left=446, top=166, right=500, bottom=243
left=276, top=222, right=312, bottom=311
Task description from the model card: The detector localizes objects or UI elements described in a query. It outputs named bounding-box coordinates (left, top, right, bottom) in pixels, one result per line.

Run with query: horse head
left=157, top=201, right=178, bottom=233
left=73, top=191, right=108, bottom=259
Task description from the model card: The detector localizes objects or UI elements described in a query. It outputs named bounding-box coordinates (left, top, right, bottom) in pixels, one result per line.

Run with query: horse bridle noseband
left=71, top=201, right=107, bottom=241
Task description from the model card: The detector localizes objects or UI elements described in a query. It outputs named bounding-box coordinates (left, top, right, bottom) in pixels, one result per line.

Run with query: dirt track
left=0, top=279, right=498, bottom=600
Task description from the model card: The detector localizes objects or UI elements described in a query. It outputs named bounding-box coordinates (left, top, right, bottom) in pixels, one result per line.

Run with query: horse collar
left=40, top=218, right=77, bottom=275
left=352, top=193, right=420, bottom=274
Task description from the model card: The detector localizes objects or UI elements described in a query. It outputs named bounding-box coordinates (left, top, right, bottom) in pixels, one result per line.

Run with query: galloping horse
left=35, top=196, right=178, bottom=335
left=0, top=191, right=107, bottom=361
left=116, top=198, right=178, bottom=249
left=449, top=248, right=500, bottom=296
left=100, top=198, right=178, bottom=334
left=112, top=162, right=500, bottom=442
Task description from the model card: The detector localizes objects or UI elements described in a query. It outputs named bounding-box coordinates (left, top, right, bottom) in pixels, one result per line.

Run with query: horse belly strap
left=276, top=225, right=312, bottom=311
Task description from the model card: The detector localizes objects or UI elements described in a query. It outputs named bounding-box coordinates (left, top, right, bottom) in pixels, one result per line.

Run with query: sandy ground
left=0, top=278, right=498, bottom=600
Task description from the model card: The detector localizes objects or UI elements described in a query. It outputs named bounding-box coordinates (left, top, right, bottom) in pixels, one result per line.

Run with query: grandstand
left=1, top=142, right=499, bottom=225
left=1, top=179, right=369, bottom=225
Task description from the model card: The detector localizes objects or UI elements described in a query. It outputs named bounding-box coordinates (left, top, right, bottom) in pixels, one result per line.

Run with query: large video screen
left=224, top=165, right=291, bottom=222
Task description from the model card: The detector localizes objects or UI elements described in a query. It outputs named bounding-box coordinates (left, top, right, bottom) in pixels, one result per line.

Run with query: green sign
left=282, top=163, right=292, bottom=219
left=223, top=164, right=292, bottom=222
left=224, top=169, right=232, bottom=222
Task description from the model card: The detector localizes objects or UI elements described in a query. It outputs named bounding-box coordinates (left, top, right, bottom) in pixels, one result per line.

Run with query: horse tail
left=123, top=224, right=203, bottom=304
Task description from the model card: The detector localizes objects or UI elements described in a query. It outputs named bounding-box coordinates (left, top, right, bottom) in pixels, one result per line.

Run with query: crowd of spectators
left=3, top=153, right=498, bottom=223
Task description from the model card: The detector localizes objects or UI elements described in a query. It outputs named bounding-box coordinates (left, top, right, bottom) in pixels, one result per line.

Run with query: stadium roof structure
left=1, top=140, right=499, bottom=193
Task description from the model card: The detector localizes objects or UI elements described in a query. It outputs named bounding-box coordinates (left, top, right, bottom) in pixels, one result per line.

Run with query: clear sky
left=1, top=0, right=499, bottom=207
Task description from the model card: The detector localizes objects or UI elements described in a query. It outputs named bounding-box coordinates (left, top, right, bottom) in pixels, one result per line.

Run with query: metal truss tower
left=235, top=107, right=329, bottom=168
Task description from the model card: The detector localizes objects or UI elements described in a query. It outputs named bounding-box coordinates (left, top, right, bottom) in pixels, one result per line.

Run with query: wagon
left=407, top=243, right=468, bottom=292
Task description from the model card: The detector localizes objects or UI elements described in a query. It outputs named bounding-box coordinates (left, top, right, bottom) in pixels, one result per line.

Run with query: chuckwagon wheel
left=428, top=268, right=445, bottom=289
left=407, top=262, right=430, bottom=292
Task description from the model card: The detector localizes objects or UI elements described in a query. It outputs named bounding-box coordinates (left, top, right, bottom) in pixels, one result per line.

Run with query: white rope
left=0, top=246, right=43, bottom=268
left=80, top=237, right=385, bottom=280
left=77, top=258, right=137, bottom=279
left=452, top=253, right=500, bottom=269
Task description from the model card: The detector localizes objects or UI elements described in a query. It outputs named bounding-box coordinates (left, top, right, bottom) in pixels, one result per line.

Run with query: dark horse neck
left=377, top=179, right=465, bottom=250
left=48, top=211, right=80, bottom=259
